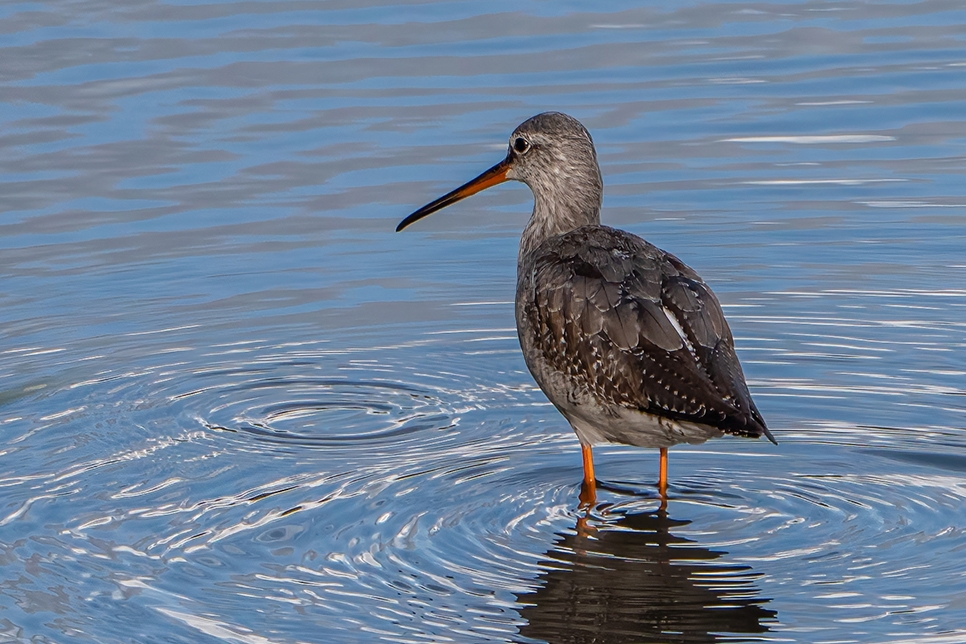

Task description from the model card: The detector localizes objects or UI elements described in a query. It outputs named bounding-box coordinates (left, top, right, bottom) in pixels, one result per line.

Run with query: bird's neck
left=518, top=187, right=601, bottom=263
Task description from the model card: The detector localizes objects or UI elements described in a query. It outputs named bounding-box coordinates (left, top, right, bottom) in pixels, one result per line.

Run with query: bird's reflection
left=516, top=508, right=776, bottom=643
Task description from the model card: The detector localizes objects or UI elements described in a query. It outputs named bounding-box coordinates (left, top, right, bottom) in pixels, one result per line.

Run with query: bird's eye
left=513, top=137, right=530, bottom=153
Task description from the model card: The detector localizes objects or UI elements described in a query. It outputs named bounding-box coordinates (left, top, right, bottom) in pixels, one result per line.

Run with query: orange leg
left=578, top=444, right=596, bottom=507
left=658, top=447, right=668, bottom=504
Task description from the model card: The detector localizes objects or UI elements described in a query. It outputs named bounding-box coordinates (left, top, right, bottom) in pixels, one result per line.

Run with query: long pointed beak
left=396, top=155, right=512, bottom=232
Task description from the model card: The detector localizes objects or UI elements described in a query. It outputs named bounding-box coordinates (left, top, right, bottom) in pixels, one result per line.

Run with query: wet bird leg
left=579, top=444, right=596, bottom=507
left=658, top=447, right=668, bottom=500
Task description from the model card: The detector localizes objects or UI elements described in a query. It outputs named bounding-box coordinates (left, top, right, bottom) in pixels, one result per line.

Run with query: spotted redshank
left=397, top=112, right=775, bottom=505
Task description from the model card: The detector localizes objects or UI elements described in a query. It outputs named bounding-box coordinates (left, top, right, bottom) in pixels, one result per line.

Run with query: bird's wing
left=521, top=226, right=770, bottom=439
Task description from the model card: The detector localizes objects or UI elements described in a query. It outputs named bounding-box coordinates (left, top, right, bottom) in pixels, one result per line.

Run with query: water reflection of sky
left=2, top=1, right=966, bottom=642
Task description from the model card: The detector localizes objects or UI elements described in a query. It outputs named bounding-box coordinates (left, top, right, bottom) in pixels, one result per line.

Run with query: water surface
left=2, top=1, right=966, bottom=642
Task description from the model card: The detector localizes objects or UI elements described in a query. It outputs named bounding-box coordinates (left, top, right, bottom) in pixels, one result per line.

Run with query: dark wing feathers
left=522, top=226, right=770, bottom=440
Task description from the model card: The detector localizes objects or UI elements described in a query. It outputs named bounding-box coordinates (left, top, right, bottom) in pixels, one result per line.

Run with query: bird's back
left=516, top=225, right=771, bottom=447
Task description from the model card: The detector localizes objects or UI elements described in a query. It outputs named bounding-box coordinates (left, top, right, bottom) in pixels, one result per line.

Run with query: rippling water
left=2, top=1, right=966, bottom=642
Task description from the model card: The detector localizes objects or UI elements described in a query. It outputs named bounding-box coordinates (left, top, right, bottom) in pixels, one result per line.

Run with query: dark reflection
left=517, top=509, right=777, bottom=644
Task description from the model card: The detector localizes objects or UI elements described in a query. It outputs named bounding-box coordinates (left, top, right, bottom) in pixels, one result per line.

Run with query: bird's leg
left=658, top=447, right=668, bottom=506
left=578, top=444, right=596, bottom=507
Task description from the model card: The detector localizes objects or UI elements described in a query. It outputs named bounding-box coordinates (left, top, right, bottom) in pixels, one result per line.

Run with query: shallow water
left=2, top=1, right=966, bottom=642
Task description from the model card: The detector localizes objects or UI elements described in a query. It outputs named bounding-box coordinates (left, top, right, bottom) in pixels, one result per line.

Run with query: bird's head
left=397, top=112, right=603, bottom=233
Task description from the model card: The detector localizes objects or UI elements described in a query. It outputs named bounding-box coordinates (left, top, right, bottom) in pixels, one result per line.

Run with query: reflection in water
left=517, top=509, right=776, bottom=644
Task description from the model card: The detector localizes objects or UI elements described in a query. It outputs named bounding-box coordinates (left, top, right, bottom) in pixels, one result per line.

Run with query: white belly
left=562, top=399, right=723, bottom=449
left=524, top=349, right=723, bottom=449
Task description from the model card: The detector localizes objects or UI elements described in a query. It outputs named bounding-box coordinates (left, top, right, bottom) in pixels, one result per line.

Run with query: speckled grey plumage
left=517, top=225, right=769, bottom=447
left=401, top=111, right=774, bottom=450
left=506, top=112, right=771, bottom=448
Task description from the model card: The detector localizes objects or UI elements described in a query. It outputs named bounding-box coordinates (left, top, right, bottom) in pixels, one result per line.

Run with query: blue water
left=2, top=1, right=966, bottom=642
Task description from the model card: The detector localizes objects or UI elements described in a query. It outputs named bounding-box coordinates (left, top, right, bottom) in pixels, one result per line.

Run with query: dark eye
left=513, top=137, right=529, bottom=153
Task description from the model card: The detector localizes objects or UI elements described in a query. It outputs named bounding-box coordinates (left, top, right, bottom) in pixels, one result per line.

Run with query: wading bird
left=397, top=112, right=775, bottom=505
